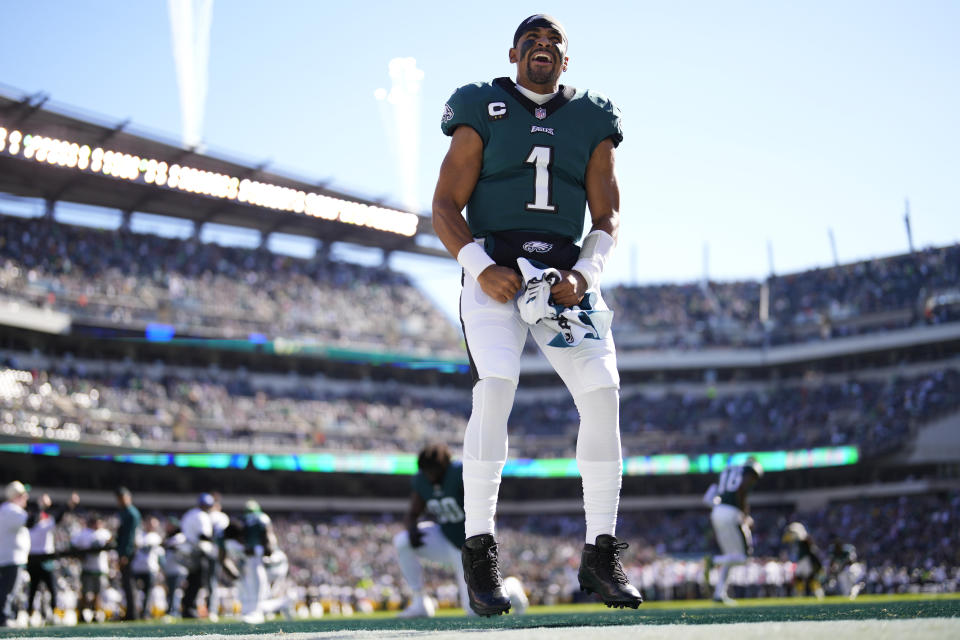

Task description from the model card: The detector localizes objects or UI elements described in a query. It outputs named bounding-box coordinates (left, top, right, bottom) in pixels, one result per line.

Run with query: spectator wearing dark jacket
left=115, top=488, right=142, bottom=621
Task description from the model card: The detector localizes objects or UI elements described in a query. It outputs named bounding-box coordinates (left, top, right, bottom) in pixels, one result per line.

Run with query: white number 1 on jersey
left=525, top=145, right=556, bottom=212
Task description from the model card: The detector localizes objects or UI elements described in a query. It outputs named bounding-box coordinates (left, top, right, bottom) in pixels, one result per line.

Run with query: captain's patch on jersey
left=441, top=103, right=454, bottom=124
left=488, top=101, right=508, bottom=120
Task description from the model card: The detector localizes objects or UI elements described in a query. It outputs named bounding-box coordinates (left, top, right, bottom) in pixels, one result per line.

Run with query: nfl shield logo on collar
left=534, top=107, right=547, bottom=120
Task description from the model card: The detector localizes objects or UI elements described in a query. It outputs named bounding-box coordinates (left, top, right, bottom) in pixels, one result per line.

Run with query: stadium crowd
left=767, top=245, right=960, bottom=340
left=524, top=366, right=960, bottom=458
left=2, top=216, right=959, bottom=627
left=0, top=214, right=463, bottom=357
left=2, top=488, right=957, bottom=626
left=605, top=243, right=960, bottom=348
left=2, top=353, right=957, bottom=459
left=2, top=214, right=959, bottom=357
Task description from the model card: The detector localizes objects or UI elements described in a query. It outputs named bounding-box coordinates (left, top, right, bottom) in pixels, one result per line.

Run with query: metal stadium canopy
left=0, top=87, right=448, bottom=259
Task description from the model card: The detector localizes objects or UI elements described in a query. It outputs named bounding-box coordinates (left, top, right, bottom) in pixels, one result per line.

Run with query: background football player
left=828, top=540, right=865, bottom=599
left=704, top=457, right=763, bottom=604
left=394, top=443, right=527, bottom=617
left=782, top=522, right=825, bottom=599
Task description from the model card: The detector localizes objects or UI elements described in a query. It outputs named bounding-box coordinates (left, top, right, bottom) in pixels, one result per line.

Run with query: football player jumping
left=432, top=14, right=640, bottom=615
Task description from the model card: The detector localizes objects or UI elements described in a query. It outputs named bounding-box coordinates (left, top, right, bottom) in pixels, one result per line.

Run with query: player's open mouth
left=531, top=52, right=553, bottom=64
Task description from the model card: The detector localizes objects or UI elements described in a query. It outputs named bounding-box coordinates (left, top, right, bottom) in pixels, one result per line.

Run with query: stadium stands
left=524, top=366, right=960, bottom=458
left=3, top=91, right=958, bottom=624
left=607, top=243, right=960, bottom=349
left=0, top=352, right=469, bottom=454
left=2, top=208, right=959, bottom=615
left=3, top=214, right=958, bottom=360
left=3, top=352, right=957, bottom=458
left=0, top=213, right=463, bottom=357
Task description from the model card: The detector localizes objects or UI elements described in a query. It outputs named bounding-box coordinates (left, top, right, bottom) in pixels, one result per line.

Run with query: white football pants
left=394, top=522, right=469, bottom=611
left=711, top=504, right=751, bottom=563
left=460, top=267, right=622, bottom=542
left=240, top=553, right=268, bottom=616
left=459, top=263, right=620, bottom=390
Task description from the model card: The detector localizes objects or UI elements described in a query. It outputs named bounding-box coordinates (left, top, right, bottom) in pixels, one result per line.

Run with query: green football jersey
left=441, top=77, right=623, bottom=241
left=716, top=464, right=758, bottom=508
left=411, top=460, right=466, bottom=548
left=243, top=511, right=271, bottom=552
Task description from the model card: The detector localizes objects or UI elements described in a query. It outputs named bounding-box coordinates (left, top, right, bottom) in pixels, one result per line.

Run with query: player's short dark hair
left=115, top=486, right=131, bottom=498
left=418, top=442, right=452, bottom=472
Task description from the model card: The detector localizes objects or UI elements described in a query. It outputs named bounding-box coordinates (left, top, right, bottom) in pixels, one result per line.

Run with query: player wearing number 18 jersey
left=432, top=14, right=640, bottom=616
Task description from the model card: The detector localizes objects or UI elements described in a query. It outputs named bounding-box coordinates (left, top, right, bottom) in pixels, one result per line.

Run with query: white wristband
left=572, top=229, right=615, bottom=291
left=457, top=241, right=496, bottom=281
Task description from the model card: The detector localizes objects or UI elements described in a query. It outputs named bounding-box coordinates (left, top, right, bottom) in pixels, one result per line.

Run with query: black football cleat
left=578, top=534, right=643, bottom=609
left=461, top=533, right=511, bottom=616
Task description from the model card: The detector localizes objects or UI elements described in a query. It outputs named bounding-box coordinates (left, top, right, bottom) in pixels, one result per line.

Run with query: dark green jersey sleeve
left=441, top=83, right=491, bottom=143
left=583, top=90, right=623, bottom=150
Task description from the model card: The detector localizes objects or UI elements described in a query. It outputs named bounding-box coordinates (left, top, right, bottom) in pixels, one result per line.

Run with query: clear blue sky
left=2, top=1, right=958, bottom=303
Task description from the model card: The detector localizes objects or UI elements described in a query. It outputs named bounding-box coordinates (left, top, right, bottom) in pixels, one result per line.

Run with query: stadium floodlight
left=22, top=134, right=35, bottom=159
left=1, top=121, right=420, bottom=237
left=90, top=146, right=104, bottom=172
left=77, top=145, right=91, bottom=170
left=305, top=193, right=341, bottom=222
left=6, top=129, right=22, bottom=155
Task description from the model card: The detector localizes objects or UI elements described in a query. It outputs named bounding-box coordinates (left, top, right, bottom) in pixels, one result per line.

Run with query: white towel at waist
left=516, top=257, right=613, bottom=348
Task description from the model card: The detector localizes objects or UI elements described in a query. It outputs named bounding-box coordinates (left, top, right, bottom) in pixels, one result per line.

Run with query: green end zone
left=3, top=595, right=957, bottom=638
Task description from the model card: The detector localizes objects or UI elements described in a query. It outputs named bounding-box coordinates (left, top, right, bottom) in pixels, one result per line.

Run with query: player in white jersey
left=0, top=481, right=31, bottom=628
left=131, top=516, right=165, bottom=619
left=70, top=514, right=112, bottom=622
left=180, top=493, right=216, bottom=618
left=161, top=523, right=189, bottom=618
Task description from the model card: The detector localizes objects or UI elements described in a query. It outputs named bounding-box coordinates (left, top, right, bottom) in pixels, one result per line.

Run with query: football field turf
left=4, top=594, right=958, bottom=639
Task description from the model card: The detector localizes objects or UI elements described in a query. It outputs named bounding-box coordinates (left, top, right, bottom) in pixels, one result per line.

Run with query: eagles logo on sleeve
left=441, top=103, right=454, bottom=124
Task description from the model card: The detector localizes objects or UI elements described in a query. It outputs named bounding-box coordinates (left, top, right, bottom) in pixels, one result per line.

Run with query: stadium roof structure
left=0, top=87, right=448, bottom=259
